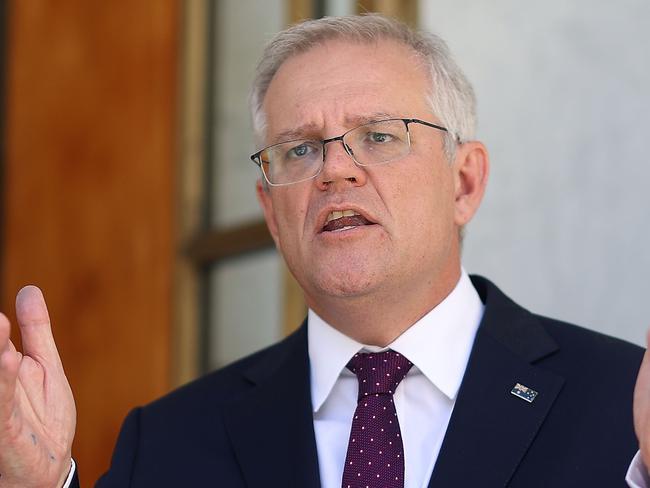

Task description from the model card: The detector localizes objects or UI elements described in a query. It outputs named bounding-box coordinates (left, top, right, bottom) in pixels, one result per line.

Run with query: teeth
left=326, top=209, right=359, bottom=223
left=328, top=210, right=343, bottom=222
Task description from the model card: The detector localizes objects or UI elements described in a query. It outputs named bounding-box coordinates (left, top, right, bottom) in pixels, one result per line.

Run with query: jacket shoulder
left=96, top=324, right=309, bottom=486
left=471, top=273, right=644, bottom=369
left=145, top=323, right=307, bottom=416
left=532, top=314, right=644, bottom=388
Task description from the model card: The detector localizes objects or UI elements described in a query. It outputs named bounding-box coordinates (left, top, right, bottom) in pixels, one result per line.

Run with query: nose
left=315, top=137, right=368, bottom=191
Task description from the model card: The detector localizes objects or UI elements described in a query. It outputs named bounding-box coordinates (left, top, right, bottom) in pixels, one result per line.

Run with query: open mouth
left=321, top=209, right=375, bottom=233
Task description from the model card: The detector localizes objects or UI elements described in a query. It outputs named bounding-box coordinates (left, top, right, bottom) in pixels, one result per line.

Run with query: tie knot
left=347, top=350, right=413, bottom=399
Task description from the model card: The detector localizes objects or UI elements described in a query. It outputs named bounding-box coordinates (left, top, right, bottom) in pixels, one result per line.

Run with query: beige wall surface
left=420, top=1, right=650, bottom=345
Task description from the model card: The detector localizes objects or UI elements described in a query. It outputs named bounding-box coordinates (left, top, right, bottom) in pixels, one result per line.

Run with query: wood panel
left=187, top=220, right=274, bottom=265
left=357, top=0, right=418, bottom=25
left=289, top=0, right=316, bottom=23
left=1, top=1, right=179, bottom=484
left=173, top=0, right=208, bottom=388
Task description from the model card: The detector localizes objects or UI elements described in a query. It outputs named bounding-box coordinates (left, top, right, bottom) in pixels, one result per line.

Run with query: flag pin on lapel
left=511, top=383, right=538, bottom=403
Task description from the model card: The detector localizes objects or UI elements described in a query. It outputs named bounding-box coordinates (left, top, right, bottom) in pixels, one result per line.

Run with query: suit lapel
left=428, top=277, right=565, bottom=487
left=221, top=277, right=565, bottom=488
left=222, top=324, right=321, bottom=488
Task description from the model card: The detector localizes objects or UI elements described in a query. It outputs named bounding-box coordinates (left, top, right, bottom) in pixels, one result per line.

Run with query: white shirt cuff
left=627, top=451, right=650, bottom=487
left=61, top=458, right=76, bottom=488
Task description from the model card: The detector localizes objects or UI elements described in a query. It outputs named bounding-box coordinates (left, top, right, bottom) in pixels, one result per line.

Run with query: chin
left=310, top=267, right=384, bottom=299
left=290, top=250, right=394, bottom=300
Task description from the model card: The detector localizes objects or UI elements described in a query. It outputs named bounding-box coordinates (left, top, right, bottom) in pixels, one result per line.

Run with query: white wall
left=420, top=1, right=650, bottom=345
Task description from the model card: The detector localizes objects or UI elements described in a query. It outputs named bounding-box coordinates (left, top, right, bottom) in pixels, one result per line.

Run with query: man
left=1, top=14, right=649, bottom=488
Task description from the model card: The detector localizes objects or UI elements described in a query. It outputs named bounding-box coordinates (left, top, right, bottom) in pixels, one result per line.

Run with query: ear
left=256, top=179, right=281, bottom=247
left=452, top=141, right=489, bottom=226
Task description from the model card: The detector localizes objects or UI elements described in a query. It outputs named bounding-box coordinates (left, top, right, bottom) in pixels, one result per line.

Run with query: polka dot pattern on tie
left=341, top=350, right=413, bottom=488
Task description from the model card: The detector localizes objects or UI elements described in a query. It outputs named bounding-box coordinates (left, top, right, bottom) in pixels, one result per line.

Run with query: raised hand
left=634, top=331, right=650, bottom=472
left=0, top=286, right=76, bottom=487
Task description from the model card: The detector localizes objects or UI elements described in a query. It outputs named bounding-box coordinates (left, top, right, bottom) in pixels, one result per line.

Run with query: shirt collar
left=308, top=270, right=485, bottom=413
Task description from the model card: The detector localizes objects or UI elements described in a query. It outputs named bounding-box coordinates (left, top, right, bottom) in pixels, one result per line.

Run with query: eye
left=366, top=131, right=395, bottom=144
left=285, top=142, right=318, bottom=160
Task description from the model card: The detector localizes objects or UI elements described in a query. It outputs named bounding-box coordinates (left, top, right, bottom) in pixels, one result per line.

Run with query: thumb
left=15, top=285, right=61, bottom=365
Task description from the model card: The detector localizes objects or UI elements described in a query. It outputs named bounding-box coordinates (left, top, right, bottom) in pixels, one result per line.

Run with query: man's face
left=257, top=39, right=484, bottom=313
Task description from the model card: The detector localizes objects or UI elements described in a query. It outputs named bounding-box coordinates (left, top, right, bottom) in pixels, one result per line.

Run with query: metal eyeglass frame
left=250, top=118, right=453, bottom=186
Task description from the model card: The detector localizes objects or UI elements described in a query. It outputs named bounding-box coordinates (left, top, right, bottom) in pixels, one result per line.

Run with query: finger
left=637, top=330, right=650, bottom=465
left=0, top=313, right=19, bottom=414
left=634, top=331, right=650, bottom=426
left=635, top=330, right=650, bottom=388
left=15, top=286, right=61, bottom=365
left=0, top=312, right=10, bottom=351
left=0, top=313, right=21, bottom=365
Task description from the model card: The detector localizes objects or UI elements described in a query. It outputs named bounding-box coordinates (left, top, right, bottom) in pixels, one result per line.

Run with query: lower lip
left=330, top=225, right=356, bottom=233
left=317, top=224, right=379, bottom=241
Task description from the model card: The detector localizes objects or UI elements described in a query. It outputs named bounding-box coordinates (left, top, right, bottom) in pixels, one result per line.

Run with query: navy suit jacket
left=73, top=276, right=643, bottom=487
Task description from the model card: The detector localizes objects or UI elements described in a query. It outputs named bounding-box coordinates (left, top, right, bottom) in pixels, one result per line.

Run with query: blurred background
left=0, top=0, right=647, bottom=484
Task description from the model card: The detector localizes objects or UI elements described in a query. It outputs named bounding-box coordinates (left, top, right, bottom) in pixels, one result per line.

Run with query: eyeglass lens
left=260, top=119, right=411, bottom=185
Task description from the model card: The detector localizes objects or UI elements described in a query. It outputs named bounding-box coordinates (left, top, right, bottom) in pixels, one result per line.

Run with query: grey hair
left=249, top=14, right=477, bottom=161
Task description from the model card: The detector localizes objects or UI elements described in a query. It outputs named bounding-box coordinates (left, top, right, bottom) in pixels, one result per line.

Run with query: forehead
left=262, top=38, right=432, bottom=141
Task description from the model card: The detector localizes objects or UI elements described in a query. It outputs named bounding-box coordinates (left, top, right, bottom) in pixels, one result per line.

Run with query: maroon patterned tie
left=341, top=350, right=413, bottom=488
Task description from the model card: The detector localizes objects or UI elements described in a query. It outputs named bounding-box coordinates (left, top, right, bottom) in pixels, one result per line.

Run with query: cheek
left=272, top=195, right=309, bottom=247
left=390, top=163, right=456, bottom=234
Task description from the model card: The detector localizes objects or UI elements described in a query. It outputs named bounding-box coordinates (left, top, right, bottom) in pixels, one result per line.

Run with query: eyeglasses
left=250, top=118, right=451, bottom=186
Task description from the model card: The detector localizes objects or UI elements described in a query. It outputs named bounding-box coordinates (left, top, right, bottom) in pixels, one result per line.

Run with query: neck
left=306, top=264, right=462, bottom=347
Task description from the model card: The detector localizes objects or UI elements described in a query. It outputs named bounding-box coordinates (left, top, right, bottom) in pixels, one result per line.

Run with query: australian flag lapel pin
left=511, top=383, right=538, bottom=403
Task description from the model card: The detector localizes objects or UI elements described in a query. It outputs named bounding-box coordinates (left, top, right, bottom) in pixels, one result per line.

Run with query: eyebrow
left=270, top=111, right=398, bottom=144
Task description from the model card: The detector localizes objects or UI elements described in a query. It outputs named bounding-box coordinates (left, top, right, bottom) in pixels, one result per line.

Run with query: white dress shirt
left=309, top=270, right=484, bottom=488
left=61, top=459, right=75, bottom=488
left=628, top=452, right=650, bottom=487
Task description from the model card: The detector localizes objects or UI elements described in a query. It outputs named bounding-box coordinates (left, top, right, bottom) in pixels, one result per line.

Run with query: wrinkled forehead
left=262, top=38, right=433, bottom=142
